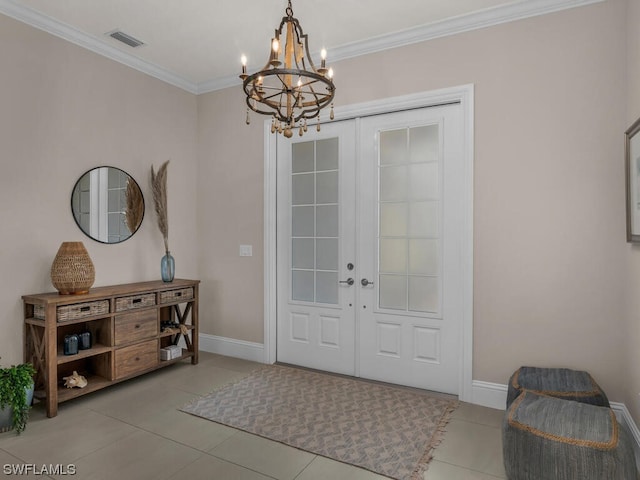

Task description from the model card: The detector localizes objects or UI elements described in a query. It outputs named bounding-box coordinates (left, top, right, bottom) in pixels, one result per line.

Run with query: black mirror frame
left=70, top=166, right=145, bottom=244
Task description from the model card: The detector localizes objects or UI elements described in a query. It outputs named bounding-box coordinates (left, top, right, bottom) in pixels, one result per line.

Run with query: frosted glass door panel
left=292, top=271, right=314, bottom=302
left=316, top=272, right=339, bottom=304
left=380, top=130, right=408, bottom=165
left=316, top=239, right=339, bottom=270
left=316, top=171, right=338, bottom=204
left=292, top=239, right=314, bottom=269
left=378, top=124, right=441, bottom=315
left=409, top=125, right=439, bottom=163
left=379, top=275, right=407, bottom=310
left=379, top=239, right=407, bottom=273
left=380, top=166, right=408, bottom=202
left=409, top=163, right=438, bottom=199
left=380, top=203, right=407, bottom=237
left=292, top=174, right=314, bottom=205
left=316, top=205, right=339, bottom=237
left=409, top=276, right=439, bottom=312
left=292, top=142, right=314, bottom=172
left=291, top=138, right=340, bottom=305
left=316, top=138, right=339, bottom=171
left=409, top=239, right=439, bottom=275
left=292, top=206, right=314, bottom=236
left=409, top=202, right=439, bottom=237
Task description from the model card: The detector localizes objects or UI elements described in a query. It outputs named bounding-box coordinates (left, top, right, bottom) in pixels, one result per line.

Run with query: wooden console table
left=23, top=279, right=199, bottom=417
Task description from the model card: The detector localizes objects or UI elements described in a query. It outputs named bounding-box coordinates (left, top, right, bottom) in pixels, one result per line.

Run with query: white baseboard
left=198, top=333, right=265, bottom=363
left=611, top=402, right=640, bottom=469
left=471, top=380, right=508, bottom=410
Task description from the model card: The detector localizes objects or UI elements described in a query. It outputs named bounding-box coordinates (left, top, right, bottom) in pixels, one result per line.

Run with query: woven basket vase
left=50, top=242, right=95, bottom=295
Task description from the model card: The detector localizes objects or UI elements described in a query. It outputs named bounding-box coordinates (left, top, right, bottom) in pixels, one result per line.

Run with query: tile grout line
left=429, top=459, right=507, bottom=479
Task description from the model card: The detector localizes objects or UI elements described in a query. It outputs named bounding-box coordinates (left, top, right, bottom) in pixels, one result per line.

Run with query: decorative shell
left=63, top=371, right=88, bottom=389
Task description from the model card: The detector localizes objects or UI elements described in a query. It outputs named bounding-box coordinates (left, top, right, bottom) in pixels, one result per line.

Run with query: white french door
left=276, top=103, right=464, bottom=394
left=276, top=121, right=357, bottom=375
left=358, top=105, right=463, bottom=394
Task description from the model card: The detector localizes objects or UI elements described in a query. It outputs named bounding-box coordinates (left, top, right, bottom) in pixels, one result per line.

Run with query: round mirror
left=71, top=166, right=145, bottom=244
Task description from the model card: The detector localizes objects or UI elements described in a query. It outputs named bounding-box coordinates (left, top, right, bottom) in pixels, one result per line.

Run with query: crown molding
left=328, top=0, right=605, bottom=64
left=0, top=0, right=199, bottom=94
left=197, top=74, right=241, bottom=95
left=1, top=0, right=605, bottom=96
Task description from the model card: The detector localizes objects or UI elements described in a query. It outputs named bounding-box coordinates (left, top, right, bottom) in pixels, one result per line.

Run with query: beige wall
left=626, top=0, right=640, bottom=421
left=196, top=89, right=265, bottom=343
left=197, top=0, right=630, bottom=400
left=0, top=15, right=198, bottom=365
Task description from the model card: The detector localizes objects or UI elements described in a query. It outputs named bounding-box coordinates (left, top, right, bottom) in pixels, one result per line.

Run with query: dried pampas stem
left=124, top=178, right=144, bottom=234
left=151, top=160, right=170, bottom=253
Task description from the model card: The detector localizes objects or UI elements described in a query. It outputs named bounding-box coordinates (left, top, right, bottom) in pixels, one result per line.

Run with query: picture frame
left=626, top=117, right=640, bottom=242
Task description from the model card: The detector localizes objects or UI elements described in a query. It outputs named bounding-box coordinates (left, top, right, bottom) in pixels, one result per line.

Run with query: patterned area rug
left=180, top=364, right=458, bottom=480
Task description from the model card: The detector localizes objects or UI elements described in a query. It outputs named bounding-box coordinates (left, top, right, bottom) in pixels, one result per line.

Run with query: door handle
left=361, top=278, right=374, bottom=287
left=339, top=278, right=354, bottom=286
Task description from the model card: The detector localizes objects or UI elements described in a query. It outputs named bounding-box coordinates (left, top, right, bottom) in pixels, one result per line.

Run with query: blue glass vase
left=161, top=252, right=175, bottom=283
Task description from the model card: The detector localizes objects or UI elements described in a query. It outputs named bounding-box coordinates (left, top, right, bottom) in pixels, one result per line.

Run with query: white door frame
left=263, top=84, right=474, bottom=402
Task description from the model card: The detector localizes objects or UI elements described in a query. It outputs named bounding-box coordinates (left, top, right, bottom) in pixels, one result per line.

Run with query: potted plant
left=0, top=360, right=36, bottom=434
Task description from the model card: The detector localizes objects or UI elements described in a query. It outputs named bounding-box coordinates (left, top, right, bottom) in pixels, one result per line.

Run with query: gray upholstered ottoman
left=507, top=366, right=609, bottom=408
left=503, top=391, right=636, bottom=480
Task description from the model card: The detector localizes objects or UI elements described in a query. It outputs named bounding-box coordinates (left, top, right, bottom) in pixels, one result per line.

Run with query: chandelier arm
left=247, top=98, right=287, bottom=119
left=293, top=91, right=335, bottom=121
left=293, top=18, right=321, bottom=73
left=255, top=87, right=288, bottom=102
left=300, top=80, right=335, bottom=105
left=244, top=69, right=332, bottom=87
left=246, top=97, right=276, bottom=117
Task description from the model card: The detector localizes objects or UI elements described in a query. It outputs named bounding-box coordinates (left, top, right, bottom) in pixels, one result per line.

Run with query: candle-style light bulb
left=270, top=37, right=281, bottom=66
left=318, top=48, right=327, bottom=73
left=240, top=55, right=247, bottom=76
left=328, top=67, right=334, bottom=79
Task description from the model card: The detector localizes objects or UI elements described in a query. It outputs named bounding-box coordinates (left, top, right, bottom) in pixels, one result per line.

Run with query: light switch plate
left=239, top=245, right=253, bottom=257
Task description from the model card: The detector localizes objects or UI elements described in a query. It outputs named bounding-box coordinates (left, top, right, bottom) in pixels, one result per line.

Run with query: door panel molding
left=265, top=84, right=474, bottom=401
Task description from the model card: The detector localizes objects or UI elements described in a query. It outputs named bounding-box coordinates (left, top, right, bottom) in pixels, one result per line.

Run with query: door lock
left=360, top=278, right=374, bottom=287
left=339, top=278, right=355, bottom=286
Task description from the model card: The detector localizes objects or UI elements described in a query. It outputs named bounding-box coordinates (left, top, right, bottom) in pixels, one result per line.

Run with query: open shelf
left=159, top=350, right=195, bottom=365
left=57, top=344, right=111, bottom=364
left=56, top=375, right=113, bottom=402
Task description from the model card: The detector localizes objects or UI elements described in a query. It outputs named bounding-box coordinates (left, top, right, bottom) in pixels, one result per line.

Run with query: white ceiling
left=0, top=0, right=602, bottom=94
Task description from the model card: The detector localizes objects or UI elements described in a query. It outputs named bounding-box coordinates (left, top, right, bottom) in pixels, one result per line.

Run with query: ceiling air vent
left=107, top=30, right=145, bottom=48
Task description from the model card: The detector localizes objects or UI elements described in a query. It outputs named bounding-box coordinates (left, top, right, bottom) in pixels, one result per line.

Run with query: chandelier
left=240, top=0, right=336, bottom=138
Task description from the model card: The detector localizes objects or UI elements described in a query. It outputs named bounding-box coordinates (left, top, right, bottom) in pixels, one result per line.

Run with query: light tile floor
left=0, top=352, right=506, bottom=479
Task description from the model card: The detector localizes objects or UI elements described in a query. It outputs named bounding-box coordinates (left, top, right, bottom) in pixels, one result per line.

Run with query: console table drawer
left=115, top=293, right=156, bottom=312
left=114, top=310, right=158, bottom=346
left=34, top=300, right=110, bottom=322
left=159, top=287, right=194, bottom=304
left=114, top=339, right=158, bottom=379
